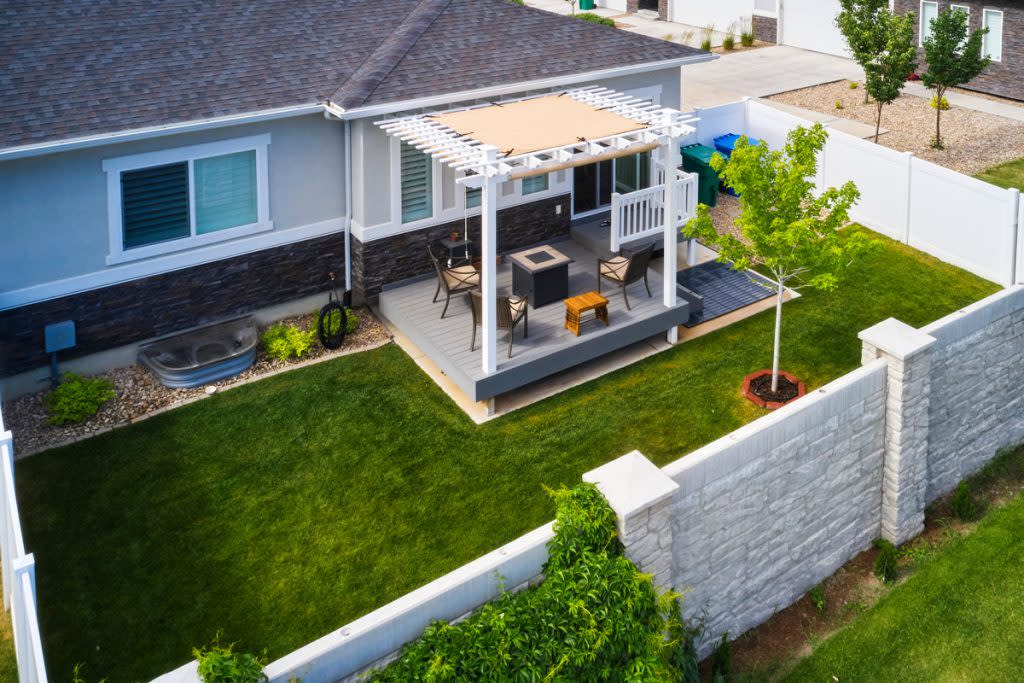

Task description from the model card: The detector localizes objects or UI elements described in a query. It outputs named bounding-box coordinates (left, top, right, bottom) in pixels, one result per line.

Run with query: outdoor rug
left=676, top=260, right=775, bottom=328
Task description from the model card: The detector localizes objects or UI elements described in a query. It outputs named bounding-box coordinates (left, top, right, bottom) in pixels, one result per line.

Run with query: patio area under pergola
left=376, top=87, right=703, bottom=406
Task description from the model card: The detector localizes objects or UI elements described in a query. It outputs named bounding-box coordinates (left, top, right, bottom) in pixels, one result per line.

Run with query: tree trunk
left=935, top=87, right=945, bottom=149
left=771, top=282, right=784, bottom=393
left=874, top=101, right=884, bottom=143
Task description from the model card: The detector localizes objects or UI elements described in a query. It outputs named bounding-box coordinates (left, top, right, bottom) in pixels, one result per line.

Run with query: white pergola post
left=480, top=146, right=500, bottom=375
left=661, top=135, right=680, bottom=345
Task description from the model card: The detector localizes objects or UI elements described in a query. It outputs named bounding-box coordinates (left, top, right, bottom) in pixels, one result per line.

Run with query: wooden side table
left=565, top=291, right=609, bottom=336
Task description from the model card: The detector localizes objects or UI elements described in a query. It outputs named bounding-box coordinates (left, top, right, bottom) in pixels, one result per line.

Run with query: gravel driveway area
left=768, top=80, right=1024, bottom=176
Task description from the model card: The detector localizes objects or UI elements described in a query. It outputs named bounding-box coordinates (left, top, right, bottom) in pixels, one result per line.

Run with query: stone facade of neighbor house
left=895, top=0, right=1024, bottom=101
left=350, top=194, right=571, bottom=304
left=753, top=14, right=778, bottom=43
left=626, top=0, right=669, bottom=21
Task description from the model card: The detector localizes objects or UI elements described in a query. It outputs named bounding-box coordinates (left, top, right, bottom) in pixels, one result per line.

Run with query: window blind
left=194, top=150, right=258, bottom=234
left=121, top=162, right=190, bottom=249
left=401, top=141, right=432, bottom=223
left=466, top=187, right=481, bottom=208
left=522, top=174, right=549, bottom=195
left=983, top=10, right=1003, bottom=61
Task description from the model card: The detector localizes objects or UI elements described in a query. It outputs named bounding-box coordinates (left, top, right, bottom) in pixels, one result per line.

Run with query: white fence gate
left=0, top=405, right=47, bottom=683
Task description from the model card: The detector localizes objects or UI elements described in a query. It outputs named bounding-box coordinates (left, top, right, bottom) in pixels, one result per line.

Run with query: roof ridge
left=328, top=0, right=452, bottom=110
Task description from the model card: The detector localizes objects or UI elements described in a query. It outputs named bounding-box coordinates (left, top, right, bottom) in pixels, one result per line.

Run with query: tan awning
left=430, top=94, right=648, bottom=158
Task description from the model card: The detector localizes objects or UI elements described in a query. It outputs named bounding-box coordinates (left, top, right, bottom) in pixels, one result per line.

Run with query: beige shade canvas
left=429, top=94, right=650, bottom=158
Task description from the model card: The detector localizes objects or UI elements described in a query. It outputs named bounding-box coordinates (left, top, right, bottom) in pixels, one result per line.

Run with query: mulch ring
left=2, top=307, right=392, bottom=458
left=743, top=369, right=806, bottom=409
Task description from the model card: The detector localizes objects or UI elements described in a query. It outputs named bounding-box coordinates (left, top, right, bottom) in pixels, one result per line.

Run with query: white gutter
left=333, top=54, right=716, bottom=120
left=0, top=103, right=323, bottom=162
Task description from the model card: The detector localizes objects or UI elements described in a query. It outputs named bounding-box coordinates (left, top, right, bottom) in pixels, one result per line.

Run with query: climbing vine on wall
left=371, top=483, right=701, bottom=682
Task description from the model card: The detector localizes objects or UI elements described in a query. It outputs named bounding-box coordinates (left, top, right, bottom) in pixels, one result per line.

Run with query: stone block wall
left=351, top=194, right=570, bottom=303
left=922, top=285, right=1024, bottom=500
left=753, top=15, right=778, bottom=44
left=662, top=362, right=887, bottom=652
left=894, top=0, right=1024, bottom=101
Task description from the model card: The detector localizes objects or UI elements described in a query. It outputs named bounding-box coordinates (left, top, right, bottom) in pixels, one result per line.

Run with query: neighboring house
left=896, top=1, right=1020, bottom=101
left=0, top=0, right=711, bottom=393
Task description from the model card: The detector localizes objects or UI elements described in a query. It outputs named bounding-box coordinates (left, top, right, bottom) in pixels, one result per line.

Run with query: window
left=400, top=141, right=433, bottom=223
left=920, top=1, right=938, bottom=44
left=466, top=187, right=481, bottom=209
left=983, top=9, right=1003, bottom=62
left=614, top=152, right=652, bottom=194
left=103, top=135, right=270, bottom=263
left=522, top=173, right=549, bottom=195
left=951, top=5, right=970, bottom=52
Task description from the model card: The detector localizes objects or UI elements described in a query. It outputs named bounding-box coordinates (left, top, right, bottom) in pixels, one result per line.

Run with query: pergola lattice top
left=376, top=86, right=697, bottom=182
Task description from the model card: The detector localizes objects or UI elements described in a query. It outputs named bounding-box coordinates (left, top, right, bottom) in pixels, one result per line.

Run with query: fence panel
left=0, top=402, right=47, bottom=683
left=822, top=133, right=910, bottom=241
left=744, top=100, right=804, bottom=150
left=908, top=159, right=1016, bottom=285
left=690, top=101, right=746, bottom=149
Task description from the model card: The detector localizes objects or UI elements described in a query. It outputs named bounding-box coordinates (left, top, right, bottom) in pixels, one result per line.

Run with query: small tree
left=683, top=125, right=876, bottom=393
left=837, top=0, right=890, bottom=104
left=863, top=10, right=918, bottom=142
left=922, top=8, right=990, bottom=149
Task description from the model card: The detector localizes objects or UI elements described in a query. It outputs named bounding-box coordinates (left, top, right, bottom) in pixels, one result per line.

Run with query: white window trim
left=983, top=8, right=1004, bottom=62
left=919, top=1, right=939, bottom=46
left=102, top=134, right=272, bottom=265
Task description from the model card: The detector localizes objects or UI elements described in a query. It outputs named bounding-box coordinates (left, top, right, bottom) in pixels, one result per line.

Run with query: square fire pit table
left=509, top=244, right=571, bottom=308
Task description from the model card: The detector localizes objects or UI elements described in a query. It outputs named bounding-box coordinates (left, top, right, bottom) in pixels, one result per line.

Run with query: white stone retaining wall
left=662, top=361, right=887, bottom=652
left=922, top=285, right=1024, bottom=501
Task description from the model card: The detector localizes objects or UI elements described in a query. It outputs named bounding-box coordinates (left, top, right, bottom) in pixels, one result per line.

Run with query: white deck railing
left=0, top=403, right=47, bottom=683
left=610, top=171, right=698, bottom=253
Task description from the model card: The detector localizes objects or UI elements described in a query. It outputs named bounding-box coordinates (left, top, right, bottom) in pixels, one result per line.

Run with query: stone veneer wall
left=752, top=15, right=778, bottom=44
left=351, top=194, right=570, bottom=303
left=921, top=286, right=1024, bottom=500
left=662, top=362, right=888, bottom=652
left=0, top=233, right=344, bottom=377
left=894, top=0, right=1024, bottom=101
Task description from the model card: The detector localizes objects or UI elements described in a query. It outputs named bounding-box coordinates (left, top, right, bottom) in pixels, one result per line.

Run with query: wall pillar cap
left=583, top=450, right=678, bottom=523
left=859, top=318, right=935, bottom=361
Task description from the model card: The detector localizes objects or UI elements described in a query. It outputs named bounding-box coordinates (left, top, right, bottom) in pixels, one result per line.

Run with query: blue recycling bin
left=712, top=134, right=762, bottom=197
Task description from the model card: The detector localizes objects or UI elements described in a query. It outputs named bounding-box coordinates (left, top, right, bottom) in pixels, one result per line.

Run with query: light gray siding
left=0, top=114, right=345, bottom=293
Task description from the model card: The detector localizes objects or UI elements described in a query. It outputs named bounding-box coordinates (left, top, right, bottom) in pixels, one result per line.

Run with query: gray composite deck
left=379, top=238, right=691, bottom=402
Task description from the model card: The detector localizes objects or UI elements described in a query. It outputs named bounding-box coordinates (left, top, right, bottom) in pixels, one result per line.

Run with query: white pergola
left=377, top=86, right=697, bottom=377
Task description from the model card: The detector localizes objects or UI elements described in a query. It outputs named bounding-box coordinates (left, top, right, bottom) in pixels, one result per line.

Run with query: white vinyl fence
left=0, top=403, right=47, bottom=683
left=687, top=98, right=1023, bottom=286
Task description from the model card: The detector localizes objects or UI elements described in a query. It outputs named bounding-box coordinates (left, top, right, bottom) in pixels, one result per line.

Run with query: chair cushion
left=443, top=265, right=480, bottom=289
left=508, top=297, right=527, bottom=318
left=600, top=256, right=629, bottom=280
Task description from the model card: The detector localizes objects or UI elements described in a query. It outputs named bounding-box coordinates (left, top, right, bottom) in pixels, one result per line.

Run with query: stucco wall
left=0, top=113, right=346, bottom=295
left=663, top=362, right=887, bottom=650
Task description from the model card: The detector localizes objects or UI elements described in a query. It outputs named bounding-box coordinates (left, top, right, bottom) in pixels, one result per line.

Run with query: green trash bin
left=680, top=143, right=720, bottom=208
left=579, top=0, right=596, bottom=9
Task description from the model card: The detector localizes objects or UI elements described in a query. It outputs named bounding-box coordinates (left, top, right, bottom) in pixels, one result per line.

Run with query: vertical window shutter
left=194, top=150, right=258, bottom=234
left=121, top=162, right=190, bottom=249
left=401, top=141, right=433, bottom=223
left=522, top=174, right=549, bottom=195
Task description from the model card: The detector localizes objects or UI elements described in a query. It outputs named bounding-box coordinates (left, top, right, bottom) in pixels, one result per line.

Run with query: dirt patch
left=2, top=307, right=392, bottom=458
left=768, top=79, right=1024, bottom=176
left=728, top=446, right=1024, bottom=681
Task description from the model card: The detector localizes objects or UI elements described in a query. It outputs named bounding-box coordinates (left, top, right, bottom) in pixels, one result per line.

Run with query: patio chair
left=429, top=244, right=480, bottom=318
left=467, top=289, right=528, bottom=358
left=597, top=241, right=655, bottom=311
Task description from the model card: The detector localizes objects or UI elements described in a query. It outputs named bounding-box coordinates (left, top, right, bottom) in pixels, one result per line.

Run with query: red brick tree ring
left=742, top=369, right=806, bottom=410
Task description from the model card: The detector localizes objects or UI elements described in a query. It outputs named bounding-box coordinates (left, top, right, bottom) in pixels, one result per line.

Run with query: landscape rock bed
left=2, top=307, right=391, bottom=458
left=768, top=80, right=1024, bottom=176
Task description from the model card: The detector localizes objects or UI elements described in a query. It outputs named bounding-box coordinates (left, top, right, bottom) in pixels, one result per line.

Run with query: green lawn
left=0, top=607, right=18, bottom=683
left=976, top=156, right=1024, bottom=191
left=14, top=229, right=998, bottom=682
left=783, top=489, right=1024, bottom=682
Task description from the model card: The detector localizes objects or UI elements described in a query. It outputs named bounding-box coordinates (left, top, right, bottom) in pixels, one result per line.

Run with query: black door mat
left=676, top=261, right=776, bottom=328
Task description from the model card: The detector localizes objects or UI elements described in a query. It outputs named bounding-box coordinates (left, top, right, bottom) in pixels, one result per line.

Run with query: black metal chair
left=428, top=244, right=480, bottom=318
left=467, top=289, right=528, bottom=358
left=597, top=242, right=655, bottom=311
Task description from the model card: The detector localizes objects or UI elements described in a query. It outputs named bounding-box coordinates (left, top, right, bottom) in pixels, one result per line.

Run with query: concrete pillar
left=583, top=450, right=678, bottom=589
left=859, top=318, right=936, bottom=545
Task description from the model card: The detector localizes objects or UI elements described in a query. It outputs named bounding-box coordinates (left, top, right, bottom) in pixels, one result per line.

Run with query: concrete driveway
left=682, top=45, right=863, bottom=108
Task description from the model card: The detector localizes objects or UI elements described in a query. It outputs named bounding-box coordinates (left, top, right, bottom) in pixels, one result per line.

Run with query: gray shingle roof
left=0, top=0, right=707, bottom=152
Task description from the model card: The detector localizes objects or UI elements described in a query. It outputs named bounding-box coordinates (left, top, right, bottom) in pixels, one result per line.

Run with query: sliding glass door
left=572, top=152, right=651, bottom=216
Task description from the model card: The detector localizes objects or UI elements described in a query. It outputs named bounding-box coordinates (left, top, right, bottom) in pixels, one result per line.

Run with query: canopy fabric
left=429, top=94, right=649, bottom=158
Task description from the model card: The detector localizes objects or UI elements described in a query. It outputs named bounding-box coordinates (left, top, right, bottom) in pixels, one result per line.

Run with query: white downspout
left=343, top=120, right=353, bottom=294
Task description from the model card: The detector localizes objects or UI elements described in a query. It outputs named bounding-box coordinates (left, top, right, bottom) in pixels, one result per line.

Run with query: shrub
left=315, top=309, right=360, bottom=339
left=576, top=12, right=615, bottom=27
left=951, top=482, right=978, bottom=521
left=44, top=373, right=116, bottom=425
left=261, top=323, right=316, bottom=361
left=700, top=23, right=715, bottom=52
left=740, top=17, right=754, bottom=47
left=711, top=632, right=732, bottom=682
left=835, top=99, right=844, bottom=110
left=194, top=641, right=266, bottom=683
left=722, top=33, right=736, bottom=50
left=809, top=584, right=826, bottom=614
left=371, top=483, right=701, bottom=681
left=873, top=538, right=899, bottom=583
left=930, top=95, right=950, bottom=111
left=850, top=81, right=860, bottom=89
left=507, top=0, right=524, bottom=4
